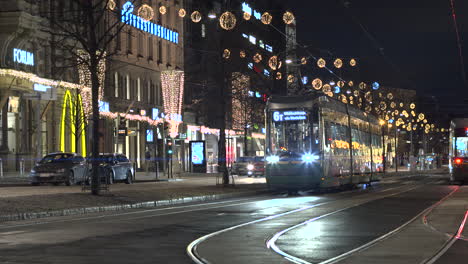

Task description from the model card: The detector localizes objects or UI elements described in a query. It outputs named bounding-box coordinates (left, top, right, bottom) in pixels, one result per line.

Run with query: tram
left=449, top=118, right=468, bottom=184
left=265, top=95, right=384, bottom=191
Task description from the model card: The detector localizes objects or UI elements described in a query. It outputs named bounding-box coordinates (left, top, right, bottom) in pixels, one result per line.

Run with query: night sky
left=291, top=0, right=468, bottom=111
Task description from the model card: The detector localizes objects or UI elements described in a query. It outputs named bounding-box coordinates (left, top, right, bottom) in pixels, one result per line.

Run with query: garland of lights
left=161, top=71, right=184, bottom=138
left=187, top=125, right=237, bottom=136
left=77, top=50, right=106, bottom=117
left=0, top=69, right=84, bottom=90
left=100, top=111, right=163, bottom=127
left=231, top=72, right=250, bottom=130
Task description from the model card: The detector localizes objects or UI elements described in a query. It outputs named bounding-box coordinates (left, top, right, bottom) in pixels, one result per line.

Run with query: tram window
left=270, top=114, right=312, bottom=155
left=454, top=137, right=468, bottom=157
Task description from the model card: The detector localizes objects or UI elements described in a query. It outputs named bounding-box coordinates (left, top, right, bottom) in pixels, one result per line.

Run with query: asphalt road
left=0, top=174, right=464, bottom=264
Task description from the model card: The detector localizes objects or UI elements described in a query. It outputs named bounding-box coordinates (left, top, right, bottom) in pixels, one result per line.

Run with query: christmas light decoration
left=187, top=125, right=236, bottom=137
left=323, top=84, right=332, bottom=94
left=312, top=78, right=323, bottom=90
left=350, top=59, right=357, bottom=67
left=359, top=82, right=367, bottom=90
left=179, top=8, right=186, bottom=18
left=191, top=11, right=202, bottom=23
left=349, top=81, right=354, bottom=87
left=0, top=69, right=83, bottom=90
left=334, top=58, right=343, bottom=68
left=231, top=72, right=250, bottom=130
left=387, top=93, right=393, bottom=100
left=283, top=11, right=295, bottom=24
left=353, top=90, right=359, bottom=97
left=138, top=4, right=154, bottom=21
left=268, top=56, right=279, bottom=70
left=317, top=58, right=326, bottom=68
left=223, top=49, right=231, bottom=59
left=418, top=113, right=425, bottom=120
left=287, top=74, right=295, bottom=83
left=410, top=103, right=416, bottom=109
left=337, top=81, right=344, bottom=88
left=159, top=5, right=166, bottom=15
left=240, top=50, right=246, bottom=58
left=261, top=12, right=272, bottom=25
left=276, top=72, right=282, bottom=80
left=243, top=12, right=251, bottom=20
left=107, top=0, right=116, bottom=10
left=380, top=101, right=387, bottom=110
left=77, top=50, right=106, bottom=117
left=253, top=53, right=262, bottom=63
left=372, top=82, right=380, bottom=90
left=301, top=57, right=307, bottom=65
left=161, top=71, right=185, bottom=138
left=365, top=91, right=372, bottom=101
left=390, top=102, right=396, bottom=108
left=219, top=12, right=237, bottom=30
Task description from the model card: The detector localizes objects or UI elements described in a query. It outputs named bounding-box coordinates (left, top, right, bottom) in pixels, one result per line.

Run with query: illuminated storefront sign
left=34, top=83, right=51, bottom=92
left=191, top=141, right=205, bottom=165
left=121, top=2, right=179, bottom=44
left=13, top=48, right=34, bottom=66
left=242, top=2, right=261, bottom=20
left=146, top=129, right=154, bottom=142
left=273, top=111, right=307, bottom=122
left=99, top=101, right=110, bottom=112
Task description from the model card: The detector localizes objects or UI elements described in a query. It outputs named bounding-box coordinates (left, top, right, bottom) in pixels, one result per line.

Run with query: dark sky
left=291, top=0, right=468, bottom=109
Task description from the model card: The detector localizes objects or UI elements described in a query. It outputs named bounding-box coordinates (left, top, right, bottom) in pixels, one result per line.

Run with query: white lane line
left=266, top=185, right=458, bottom=264
left=186, top=184, right=417, bottom=264
left=424, top=209, right=468, bottom=264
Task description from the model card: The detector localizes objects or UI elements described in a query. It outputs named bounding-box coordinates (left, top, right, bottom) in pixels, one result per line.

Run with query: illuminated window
left=126, top=75, right=130, bottom=100
left=137, top=78, right=141, bottom=101
left=114, top=72, right=119, bottom=98
left=249, top=35, right=256, bottom=45
left=248, top=62, right=253, bottom=69
left=265, top=45, right=273, bottom=52
left=259, top=40, right=264, bottom=49
left=242, top=33, right=248, bottom=38
left=264, top=69, right=270, bottom=76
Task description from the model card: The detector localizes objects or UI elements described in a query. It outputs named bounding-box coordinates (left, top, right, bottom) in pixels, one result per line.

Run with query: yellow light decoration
left=231, top=72, right=250, bottom=130
left=107, top=0, right=116, bottom=10
left=406, top=125, right=412, bottom=132
left=441, top=128, right=445, bottom=132
left=261, top=12, right=272, bottom=25
left=341, top=96, right=348, bottom=104
left=323, top=84, right=332, bottom=94
left=138, top=4, right=155, bottom=21
left=423, top=119, right=428, bottom=124
left=379, top=101, right=387, bottom=110
left=312, top=78, right=323, bottom=90
left=287, top=74, right=295, bottom=83
left=390, top=102, right=396, bottom=108
left=276, top=72, right=282, bottom=80
left=60, top=90, right=86, bottom=157
left=337, top=81, right=344, bottom=88
left=240, top=50, right=246, bottom=58
left=394, top=110, right=399, bottom=115
left=253, top=53, right=262, bottom=63
left=283, top=11, right=295, bottom=25
left=159, top=5, right=166, bottom=15
left=364, top=91, right=372, bottom=101
left=191, top=11, right=202, bottom=23
left=77, top=50, right=106, bottom=116
left=161, top=71, right=185, bottom=138
left=350, top=59, right=357, bottom=67
left=334, top=58, right=343, bottom=68
left=410, top=103, right=416, bottom=109
left=317, top=58, right=326, bottom=68
left=349, top=96, right=354, bottom=101
left=326, top=92, right=333, bottom=97
left=243, top=12, right=251, bottom=21
left=359, top=82, right=367, bottom=90
left=378, top=92, right=383, bottom=98
left=358, top=103, right=362, bottom=108
left=387, top=93, right=393, bottom=100
left=219, top=12, right=237, bottom=30
left=349, top=81, right=354, bottom=87
left=411, top=110, right=416, bottom=117
left=400, top=102, right=404, bottom=108
left=301, top=57, right=307, bottom=65
left=179, top=9, right=187, bottom=18
left=418, top=113, right=425, bottom=120
left=431, top=124, right=435, bottom=128
left=353, top=90, right=359, bottom=97
left=223, top=49, right=231, bottom=59
left=268, top=56, right=279, bottom=70
left=365, top=105, right=372, bottom=113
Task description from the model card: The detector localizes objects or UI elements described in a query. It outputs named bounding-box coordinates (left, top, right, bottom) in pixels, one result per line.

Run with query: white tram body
left=265, top=95, right=384, bottom=190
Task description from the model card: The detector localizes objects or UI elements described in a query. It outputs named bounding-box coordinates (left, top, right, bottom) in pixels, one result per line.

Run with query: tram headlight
left=266, top=156, right=280, bottom=163
left=247, top=164, right=254, bottom=170
left=302, top=154, right=319, bottom=163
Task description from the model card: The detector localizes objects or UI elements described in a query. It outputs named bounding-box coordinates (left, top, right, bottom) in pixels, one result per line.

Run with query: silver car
left=91, top=153, right=134, bottom=184
left=30, top=152, right=88, bottom=186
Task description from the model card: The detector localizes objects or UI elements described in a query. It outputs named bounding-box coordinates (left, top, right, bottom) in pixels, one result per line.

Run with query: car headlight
left=57, top=168, right=66, bottom=173
left=247, top=164, right=254, bottom=170
left=30, top=169, right=36, bottom=173
left=302, top=154, right=319, bottom=163
left=266, top=156, right=280, bottom=163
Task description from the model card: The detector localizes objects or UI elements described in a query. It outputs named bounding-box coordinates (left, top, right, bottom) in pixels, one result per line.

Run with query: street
left=0, top=173, right=466, bottom=264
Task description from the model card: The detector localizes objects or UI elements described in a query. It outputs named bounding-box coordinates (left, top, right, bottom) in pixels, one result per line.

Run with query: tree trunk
left=90, top=61, right=101, bottom=195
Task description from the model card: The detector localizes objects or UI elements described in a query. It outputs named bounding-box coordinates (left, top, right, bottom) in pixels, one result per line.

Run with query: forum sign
left=13, top=48, right=34, bottom=66
left=121, top=2, right=179, bottom=44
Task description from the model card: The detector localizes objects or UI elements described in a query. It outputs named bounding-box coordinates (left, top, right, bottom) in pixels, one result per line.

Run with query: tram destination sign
left=273, top=111, right=307, bottom=122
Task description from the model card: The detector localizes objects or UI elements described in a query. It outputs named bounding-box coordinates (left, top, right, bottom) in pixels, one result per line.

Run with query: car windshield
left=40, top=154, right=74, bottom=163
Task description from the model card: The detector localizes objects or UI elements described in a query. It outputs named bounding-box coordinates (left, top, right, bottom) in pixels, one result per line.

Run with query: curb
left=0, top=189, right=271, bottom=223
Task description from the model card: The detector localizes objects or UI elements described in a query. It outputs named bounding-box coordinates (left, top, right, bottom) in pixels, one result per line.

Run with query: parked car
left=29, top=152, right=88, bottom=186
left=232, top=156, right=254, bottom=176
left=232, top=156, right=265, bottom=177
left=87, top=153, right=134, bottom=184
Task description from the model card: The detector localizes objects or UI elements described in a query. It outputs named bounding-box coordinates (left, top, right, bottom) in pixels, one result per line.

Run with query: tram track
left=187, top=177, right=440, bottom=264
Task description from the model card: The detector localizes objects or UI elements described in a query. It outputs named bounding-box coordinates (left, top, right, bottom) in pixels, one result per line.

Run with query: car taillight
left=455, top=158, right=463, bottom=165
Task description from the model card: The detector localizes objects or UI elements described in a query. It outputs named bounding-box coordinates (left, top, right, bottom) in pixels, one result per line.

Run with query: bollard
left=0, top=158, right=3, bottom=179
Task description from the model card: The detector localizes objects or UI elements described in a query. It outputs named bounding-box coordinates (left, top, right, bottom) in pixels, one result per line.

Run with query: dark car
left=89, top=153, right=134, bottom=184
left=29, top=152, right=88, bottom=186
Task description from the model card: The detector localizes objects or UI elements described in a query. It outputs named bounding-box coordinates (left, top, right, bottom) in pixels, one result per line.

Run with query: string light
left=159, top=5, right=167, bottom=15
left=138, top=4, right=154, bottom=21
left=179, top=9, right=186, bottom=18
left=161, top=71, right=185, bottom=138
left=219, top=12, right=237, bottom=30
left=77, top=50, right=106, bottom=116
left=317, top=58, right=326, bottom=68
left=243, top=12, right=251, bottom=20
left=191, top=11, right=202, bottom=23
left=312, top=78, right=323, bottom=90
left=0, top=69, right=83, bottom=90
left=283, top=11, right=295, bottom=24
left=231, top=72, right=250, bottom=130
left=261, top=12, right=272, bottom=25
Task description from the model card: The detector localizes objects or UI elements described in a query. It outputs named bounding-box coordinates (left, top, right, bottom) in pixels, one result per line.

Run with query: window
left=148, top=36, right=153, bottom=60
left=137, top=32, right=143, bottom=57
left=249, top=35, right=256, bottom=45
left=127, top=29, right=132, bottom=54
left=201, top=24, right=206, bottom=38
left=158, top=40, right=162, bottom=62
left=126, top=75, right=130, bottom=100
left=148, top=80, right=152, bottom=103
left=137, top=78, right=141, bottom=101
left=114, top=72, right=119, bottom=98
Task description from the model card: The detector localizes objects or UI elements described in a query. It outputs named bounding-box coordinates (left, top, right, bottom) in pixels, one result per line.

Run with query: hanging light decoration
left=411, top=110, right=416, bottom=117
left=107, top=0, right=116, bottom=10
left=261, top=12, right=273, bottom=25
left=239, top=50, right=246, bottom=58
left=400, top=102, right=404, bottom=108
left=378, top=92, right=384, bottom=98
left=179, top=8, right=187, bottom=18
left=350, top=59, right=357, bottom=67
left=323, top=84, right=332, bottom=94
left=372, top=82, right=380, bottom=90
left=329, top=80, right=336, bottom=86
left=334, top=86, right=341, bottom=94
left=390, top=102, right=396, bottom=108
left=138, top=4, right=155, bottom=21
left=276, top=72, right=282, bottom=80
left=410, top=103, right=416, bottom=109
left=346, top=89, right=352, bottom=95
left=159, top=5, right=167, bottom=15
left=243, top=12, right=251, bottom=20
left=418, top=113, right=425, bottom=120
left=283, top=11, right=295, bottom=24
left=191, top=11, right=202, bottom=23
left=365, top=105, right=372, bottom=113
left=317, top=58, right=326, bottom=68
left=287, top=74, right=295, bottom=83
left=380, top=101, right=387, bottom=110
left=301, top=57, right=307, bottom=65
left=219, top=12, right=237, bottom=30
left=268, top=56, right=279, bottom=70
left=353, top=90, right=360, bottom=97
left=359, top=82, right=367, bottom=90
left=337, top=80, right=345, bottom=88
left=387, top=93, right=394, bottom=100
left=364, top=91, right=372, bottom=101
left=423, top=119, right=428, bottom=124
left=348, top=81, right=354, bottom=87
left=253, top=53, right=262, bottom=63
left=312, top=78, right=323, bottom=90
left=222, top=49, right=231, bottom=59
left=161, top=71, right=185, bottom=138
left=334, top=58, right=343, bottom=69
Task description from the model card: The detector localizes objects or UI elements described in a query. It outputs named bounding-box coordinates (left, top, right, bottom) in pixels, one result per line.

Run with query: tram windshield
left=454, top=137, right=468, bottom=157
left=269, top=110, right=312, bottom=155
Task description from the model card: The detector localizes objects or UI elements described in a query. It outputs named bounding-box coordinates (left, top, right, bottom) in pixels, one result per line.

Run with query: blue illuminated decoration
left=99, top=101, right=110, bottom=112
left=248, top=62, right=253, bottom=69
left=334, top=86, right=340, bottom=94
left=121, top=2, right=179, bottom=44
left=34, top=83, right=51, bottom=92
left=302, top=76, right=308, bottom=85
left=264, top=69, right=270, bottom=76
left=248, top=91, right=254, bottom=97
left=372, top=82, right=380, bottom=90
left=255, top=92, right=261, bottom=98
left=146, top=129, right=154, bottom=142
left=242, top=2, right=262, bottom=20
left=13, top=48, right=34, bottom=66
left=273, top=111, right=307, bottom=122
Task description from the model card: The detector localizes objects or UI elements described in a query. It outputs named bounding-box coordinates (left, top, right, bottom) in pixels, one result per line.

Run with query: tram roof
left=451, top=118, right=468, bottom=128
left=267, top=95, right=316, bottom=109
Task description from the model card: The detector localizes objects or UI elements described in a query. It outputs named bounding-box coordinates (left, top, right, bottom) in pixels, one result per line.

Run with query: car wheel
left=66, top=171, right=74, bottom=186
left=108, top=171, right=114, bottom=185
left=125, top=171, right=132, bottom=184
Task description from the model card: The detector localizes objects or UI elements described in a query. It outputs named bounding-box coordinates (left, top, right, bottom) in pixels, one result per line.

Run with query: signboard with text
left=190, top=141, right=206, bottom=173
